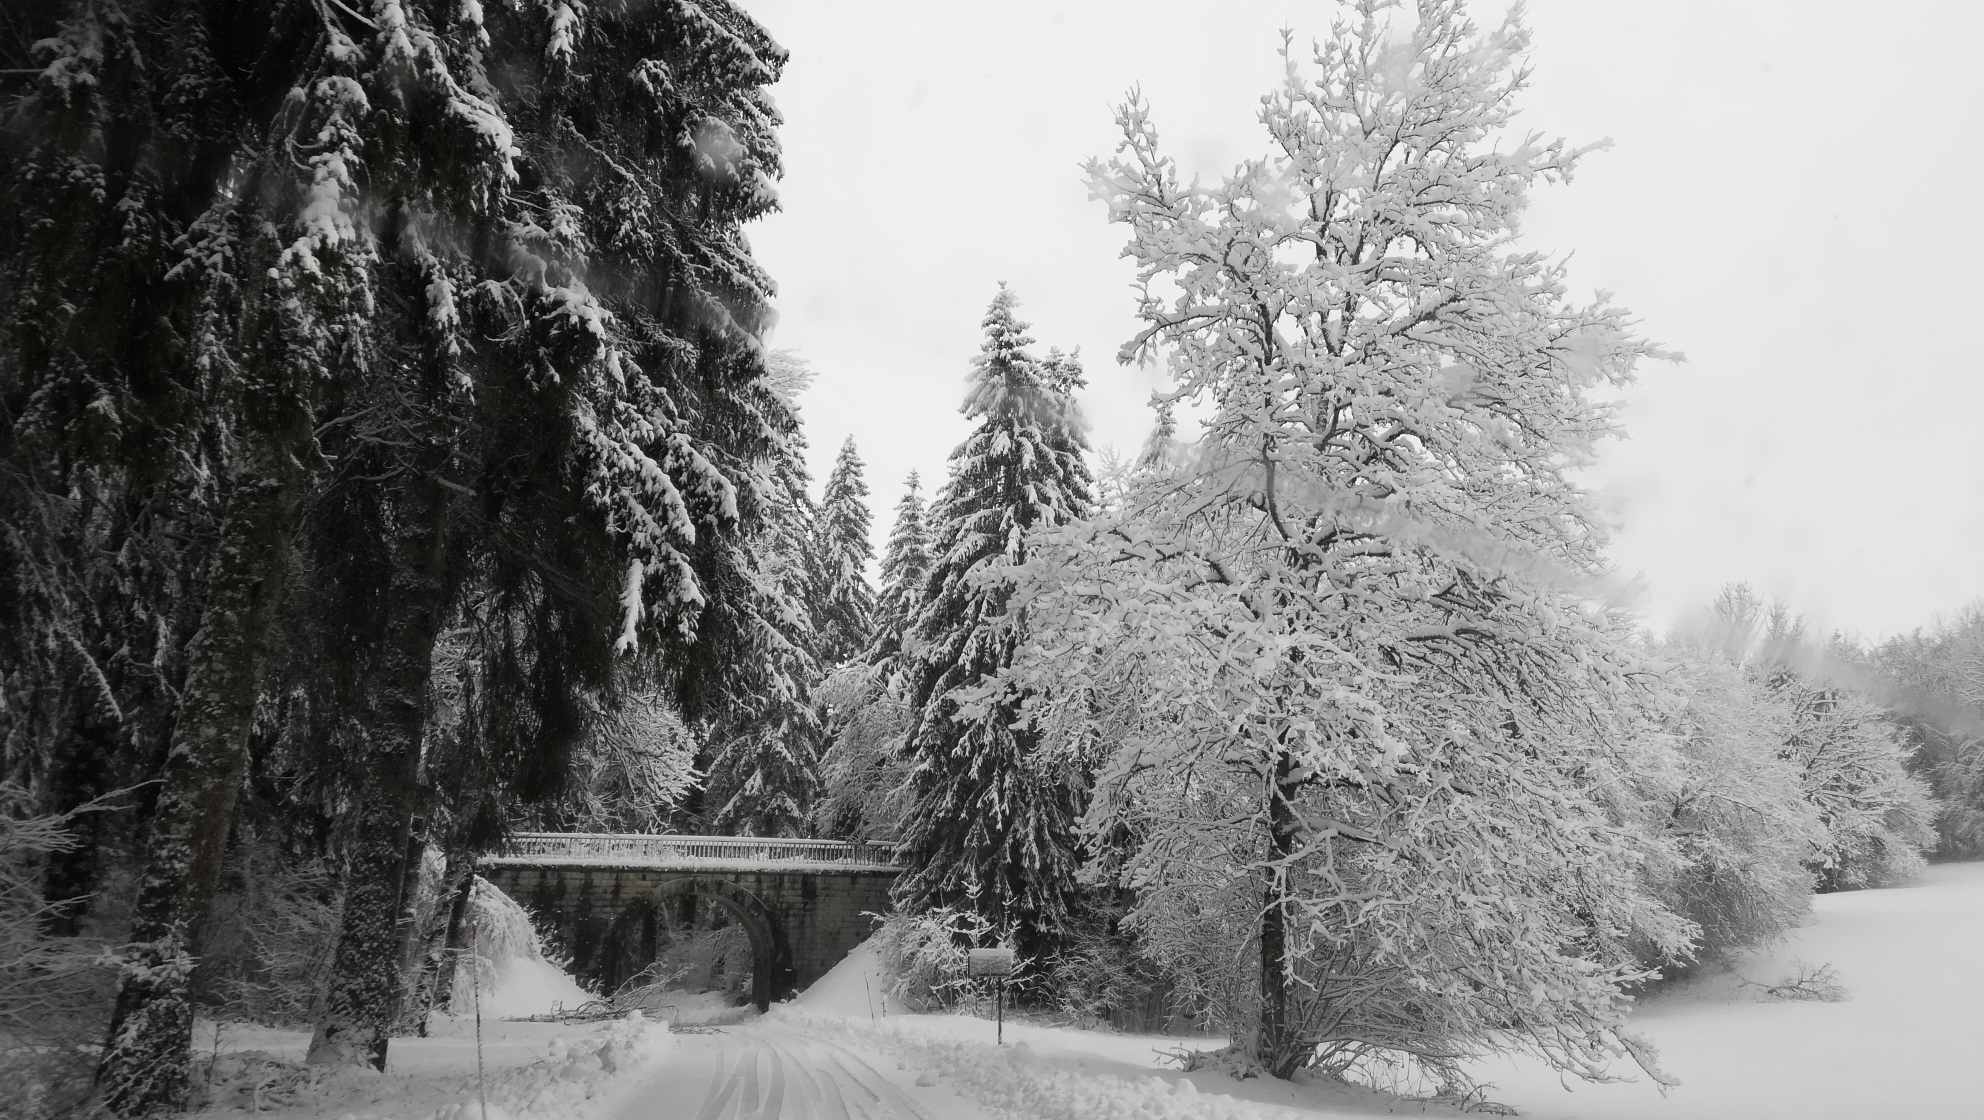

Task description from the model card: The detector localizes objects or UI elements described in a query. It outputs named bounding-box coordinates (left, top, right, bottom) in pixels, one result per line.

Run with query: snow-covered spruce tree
left=0, top=1, right=219, bottom=948
left=814, top=437, right=876, bottom=668
left=287, top=0, right=791, bottom=1070
left=0, top=0, right=790, bottom=1097
left=813, top=473, right=930, bottom=839
left=894, top=287, right=1094, bottom=958
left=700, top=350, right=825, bottom=836
left=1000, top=3, right=1694, bottom=1081
left=870, top=472, right=932, bottom=677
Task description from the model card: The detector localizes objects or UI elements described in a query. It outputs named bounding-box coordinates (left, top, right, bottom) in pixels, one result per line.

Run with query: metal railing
left=493, top=832, right=900, bottom=869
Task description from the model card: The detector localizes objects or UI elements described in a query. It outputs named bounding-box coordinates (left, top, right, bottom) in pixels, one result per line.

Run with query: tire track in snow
left=677, top=1023, right=941, bottom=1120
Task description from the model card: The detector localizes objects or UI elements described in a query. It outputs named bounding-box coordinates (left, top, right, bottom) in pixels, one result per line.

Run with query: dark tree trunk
left=431, top=860, right=477, bottom=1017
left=97, top=448, right=302, bottom=1116
left=1257, top=745, right=1303, bottom=1080
left=390, top=824, right=434, bottom=1035
left=308, top=480, right=452, bottom=1069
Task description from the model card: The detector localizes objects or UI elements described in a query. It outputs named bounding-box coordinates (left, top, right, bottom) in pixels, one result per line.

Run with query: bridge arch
left=638, top=875, right=797, bottom=1011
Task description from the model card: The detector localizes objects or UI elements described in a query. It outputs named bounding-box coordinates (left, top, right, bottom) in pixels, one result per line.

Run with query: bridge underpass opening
left=594, top=877, right=796, bottom=1014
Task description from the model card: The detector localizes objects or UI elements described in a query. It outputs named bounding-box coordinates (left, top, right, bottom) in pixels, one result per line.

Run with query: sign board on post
left=967, top=948, right=1017, bottom=1045
left=967, top=948, right=1015, bottom=978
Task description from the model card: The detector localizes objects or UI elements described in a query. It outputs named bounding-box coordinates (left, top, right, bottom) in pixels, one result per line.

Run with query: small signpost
left=967, top=947, right=1016, bottom=1044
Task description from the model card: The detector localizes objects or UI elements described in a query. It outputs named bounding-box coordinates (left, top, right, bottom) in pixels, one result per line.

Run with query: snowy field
left=194, top=861, right=1983, bottom=1120
left=1477, top=860, right=1984, bottom=1120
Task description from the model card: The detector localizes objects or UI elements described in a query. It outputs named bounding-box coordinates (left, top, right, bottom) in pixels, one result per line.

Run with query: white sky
left=735, top=0, right=1984, bottom=643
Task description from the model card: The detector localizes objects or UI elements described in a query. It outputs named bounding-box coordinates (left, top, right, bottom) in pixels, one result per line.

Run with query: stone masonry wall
left=478, top=864, right=898, bottom=993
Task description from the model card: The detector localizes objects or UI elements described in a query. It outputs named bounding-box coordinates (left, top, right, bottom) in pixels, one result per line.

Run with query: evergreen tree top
left=879, top=473, right=929, bottom=588
left=935, top=287, right=1092, bottom=564
left=812, top=435, right=875, bottom=668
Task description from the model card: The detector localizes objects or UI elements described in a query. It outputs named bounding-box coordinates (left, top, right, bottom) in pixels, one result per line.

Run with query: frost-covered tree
left=814, top=437, right=876, bottom=668
left=1002, top=2, right=1694, bottom=1081
left=1689, top=586, right=1935, bottom=892
left=1635, top=647, right=1823, bottom=965
left=894, top=287, right=1094, bottom=956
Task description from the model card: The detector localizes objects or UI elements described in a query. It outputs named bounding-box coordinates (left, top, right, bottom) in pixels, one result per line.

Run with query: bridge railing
left=494, top=832, right=901, bottom=869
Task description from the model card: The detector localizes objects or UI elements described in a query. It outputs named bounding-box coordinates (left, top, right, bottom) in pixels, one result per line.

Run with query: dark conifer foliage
left=814, top=436, right=876, bottom=668
left=4, top=0, right=791, bottom=1105
left=895, top=286, right=1094, bottom=957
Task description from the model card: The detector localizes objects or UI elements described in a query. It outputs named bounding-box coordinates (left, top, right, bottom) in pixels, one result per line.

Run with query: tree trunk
left=96, top=452, right=302, bottom=1116
left=307, top=481, right=451, bottom=1069
left=1257, top=745, right=1302, bottom=1079
left=430, top=860, right=476, bottom=1018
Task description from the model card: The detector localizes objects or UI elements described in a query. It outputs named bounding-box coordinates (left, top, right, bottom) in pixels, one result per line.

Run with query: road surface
left=614, top=1021, right=990, bottom=1120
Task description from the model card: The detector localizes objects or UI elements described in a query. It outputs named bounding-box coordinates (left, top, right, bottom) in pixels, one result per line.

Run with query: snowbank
left=792, top=934, right=910, bottom=1018
left=193, top=1013, right=670, bottom=1120
left=452, top=876, right=595, bottom=1020
left=477, top=957, right=594, bottom=1020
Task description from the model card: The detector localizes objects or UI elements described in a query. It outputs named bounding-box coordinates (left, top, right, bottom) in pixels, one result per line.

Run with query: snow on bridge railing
left=489, top=832, right=902, bottom=870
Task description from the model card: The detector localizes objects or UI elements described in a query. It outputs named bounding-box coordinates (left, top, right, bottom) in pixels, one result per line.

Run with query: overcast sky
left=734, top=0, right=1984, bottom=643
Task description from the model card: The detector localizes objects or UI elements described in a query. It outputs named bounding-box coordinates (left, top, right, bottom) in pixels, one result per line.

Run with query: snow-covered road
left=612, top=1022, right=989, bottom=1120
left=187, top=861, right=1984, bottom=1120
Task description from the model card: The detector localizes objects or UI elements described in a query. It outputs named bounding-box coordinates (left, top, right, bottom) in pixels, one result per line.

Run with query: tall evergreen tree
left=291, top=0, right=792, bottom=1070
left=868, top=472, right=931, bottom=677
left=895, top=286, right=1093, bottom=956
left=702, top=351, right=824, bottom=837
left=814, top=437, right=876, bottom=668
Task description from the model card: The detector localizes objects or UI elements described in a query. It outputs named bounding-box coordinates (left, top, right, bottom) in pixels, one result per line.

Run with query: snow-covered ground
left=193, top=861, right=1983, bottom=1119
left=1475, top=860, right=1984, bottom=1120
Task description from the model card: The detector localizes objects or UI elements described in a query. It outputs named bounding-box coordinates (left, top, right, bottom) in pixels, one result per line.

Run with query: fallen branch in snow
left=1739, top=960, right=1849, bottom=1003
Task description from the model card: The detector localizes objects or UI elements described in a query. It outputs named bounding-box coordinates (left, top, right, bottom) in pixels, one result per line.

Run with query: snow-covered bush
left=1671, top=588, right=1937, bottom=895
left=1, top=783, right=118, bottom=1119
left=871, top=907, right=995, bottom=1012
left=1039, top=897, right=1179, bottom=1032
left=190, top=840, right=341, bottom=1028
left=1634, top=653, right=1824, bottom=966
left=812, top=661, right=915, bottom=840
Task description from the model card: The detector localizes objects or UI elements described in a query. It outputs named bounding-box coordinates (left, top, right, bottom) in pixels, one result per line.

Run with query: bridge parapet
left=488, top=832, right=901, bottom=873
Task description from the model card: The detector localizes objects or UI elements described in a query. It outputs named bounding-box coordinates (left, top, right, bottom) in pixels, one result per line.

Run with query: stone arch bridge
left=478, top=833, right=900, bottom=1011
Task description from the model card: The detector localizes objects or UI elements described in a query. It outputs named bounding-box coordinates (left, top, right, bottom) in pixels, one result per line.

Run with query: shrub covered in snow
left=1, top=783, right=118, bottom=1119
left=871, top=907, right=996, bottom=1013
